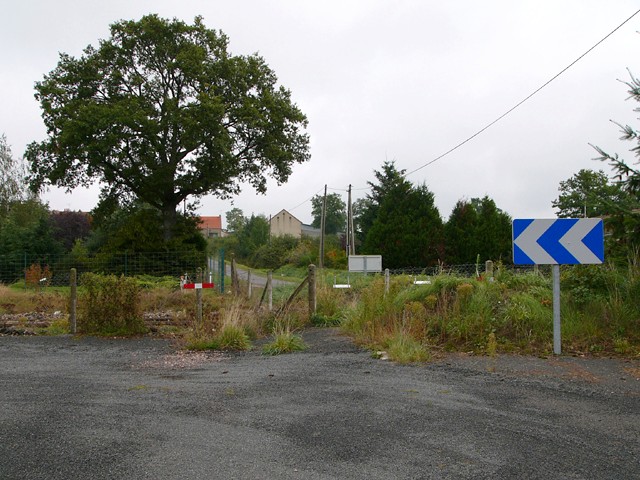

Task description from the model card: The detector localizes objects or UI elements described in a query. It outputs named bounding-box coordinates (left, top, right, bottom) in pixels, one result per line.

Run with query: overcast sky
left=2, top=1, right=640, bottom=227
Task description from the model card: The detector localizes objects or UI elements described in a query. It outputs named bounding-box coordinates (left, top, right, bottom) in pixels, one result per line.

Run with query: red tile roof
left=199, top=216, right=222, bottom=230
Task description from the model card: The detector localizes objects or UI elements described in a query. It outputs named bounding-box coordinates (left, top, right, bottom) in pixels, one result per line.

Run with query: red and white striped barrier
left=182, top=282, right=215, bottom=290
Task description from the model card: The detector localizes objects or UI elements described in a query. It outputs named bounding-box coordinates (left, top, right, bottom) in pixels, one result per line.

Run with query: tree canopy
left=311, top=192, right=347, bottom=235
left=26, top=15, right=310, bottom=241
left=0, top=134, right=26, bottom=218
left=354, top=161, right=407, bottom=245
left=553, top=169, right=640, bottom=263
left=359, top=162, right=443, bottom=268
left=593, top=72, right=640, bottom=195
left=552, top=169, right=623, bottom=218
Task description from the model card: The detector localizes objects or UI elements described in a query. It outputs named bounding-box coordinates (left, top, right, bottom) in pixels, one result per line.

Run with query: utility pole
left=319, top=184, right=327, bottom=269
left=349, top=184, right=355, bottom=255
left=346, top=185, right=351, bottom=257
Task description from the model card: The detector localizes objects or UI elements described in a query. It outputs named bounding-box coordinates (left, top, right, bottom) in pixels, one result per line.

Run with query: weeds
left=262, top=331, right=306, bottom=355
left=384, top=330, right=430, bottom=363
left=77, top=273, right=147, bottom=336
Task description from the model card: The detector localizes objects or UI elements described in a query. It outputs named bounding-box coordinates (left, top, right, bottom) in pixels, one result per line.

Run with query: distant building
left=270, top=209, right=302, bottom=238
left=301, top=223, right=321, bottom=239
left=198, top=216, right=224, bottom=238
left=270, top=209, right=321, bottom=239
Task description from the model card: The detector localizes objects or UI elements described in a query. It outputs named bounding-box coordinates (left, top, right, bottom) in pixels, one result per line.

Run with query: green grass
left=341, top=264, right=640, bottom=357
left=216, top=324, right=252, bottom=350
left=384, top=331, right=430, bottom=363
left=262, top=331, right=307, bottom=355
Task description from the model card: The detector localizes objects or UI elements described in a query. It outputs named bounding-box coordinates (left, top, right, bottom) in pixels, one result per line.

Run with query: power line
left=294, top=7, right=640, bottom=205
left=288, top=186, right=324, bottom=212
left=402, top=7, right=640, bottom=177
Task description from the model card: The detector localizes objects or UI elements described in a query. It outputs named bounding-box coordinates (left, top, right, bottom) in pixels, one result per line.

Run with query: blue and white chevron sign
left=512, top=218, right=604, bottom=265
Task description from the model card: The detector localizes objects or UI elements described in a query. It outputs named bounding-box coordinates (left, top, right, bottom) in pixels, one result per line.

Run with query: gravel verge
left=1, top=328, right=638, bottom=479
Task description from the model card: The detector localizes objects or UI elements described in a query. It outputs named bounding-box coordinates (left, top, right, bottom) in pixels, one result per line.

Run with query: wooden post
left=385, top=268, right=390, bottom=294
left=485, top=260, right=494, bottom=280
left=247, top=269, right=253, bottom=299
left=196, top=267, right=203, bottom=328
left=308, top=264, right=316, bottom=317
left=70, top=268, right=77, bottom=334
left=268, top=271, right=273, bottom=311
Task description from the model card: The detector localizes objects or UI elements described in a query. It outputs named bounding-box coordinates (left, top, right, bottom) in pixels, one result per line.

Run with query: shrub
left=384, top=330, right=430, bottom=363
left=262, top=331, right=306, bottom=355
left=25, top=263, right=52, bottom=290
left=78, top=273, right=146, bottom=335
left=217, top=324, right=251, bottom=350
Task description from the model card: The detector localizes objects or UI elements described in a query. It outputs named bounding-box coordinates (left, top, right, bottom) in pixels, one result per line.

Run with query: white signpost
left=512, top=218, right=604, bottom=354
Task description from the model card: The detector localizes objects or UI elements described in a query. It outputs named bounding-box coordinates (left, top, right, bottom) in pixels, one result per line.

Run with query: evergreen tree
left=354, top=161, right=406, bottom=245
left=444, top=200, right=479, bottom=264
left=363, top=180, right=443, bottom=269
left=474, top=196, right=512, bottom=263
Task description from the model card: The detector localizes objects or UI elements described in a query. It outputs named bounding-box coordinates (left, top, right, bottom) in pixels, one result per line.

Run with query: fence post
left=308, top=264, right=316, bottom=318
left=231, top=256, right=239, bottom=296
left=247, top=269, right=252, bottom=299
left=196, top=267, right=203, bottom=328
left=385, top=268, right=390, bottom=294
left=485, top=260, right=494, bottom=280
left=219, top=249, right=225, bottom=293
left=70, top=268, right=77, bottom=334
left=268, top=271, right=273, bottom=311
left=207, top=256, right=214, bottom=284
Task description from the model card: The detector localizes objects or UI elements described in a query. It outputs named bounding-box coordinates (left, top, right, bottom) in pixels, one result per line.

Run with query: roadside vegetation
left=1, top=261, right=639, bottom=361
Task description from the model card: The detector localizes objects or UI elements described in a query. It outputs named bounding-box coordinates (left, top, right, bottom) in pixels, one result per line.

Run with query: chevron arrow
left=512, top=218, right=604, bottom=265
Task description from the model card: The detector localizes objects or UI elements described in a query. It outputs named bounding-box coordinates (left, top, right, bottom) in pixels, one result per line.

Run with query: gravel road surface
left=1, top=329, right=639, bottom=479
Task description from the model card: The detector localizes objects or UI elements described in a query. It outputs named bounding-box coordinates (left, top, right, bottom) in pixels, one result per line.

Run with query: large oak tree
left=26, top=15, right=310, bottom=241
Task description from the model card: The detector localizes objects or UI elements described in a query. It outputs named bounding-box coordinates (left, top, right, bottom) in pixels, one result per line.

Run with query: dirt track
left=1, top=328, right=639, bottom=479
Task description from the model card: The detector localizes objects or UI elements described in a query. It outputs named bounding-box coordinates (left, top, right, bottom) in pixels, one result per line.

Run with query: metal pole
left=346, top=184, right=352, bottom=257
left=319, top=185, right=326, bottom=269
left=196, top=267, right=203, bottom=329
left=553, top=264, right=561, bottom=355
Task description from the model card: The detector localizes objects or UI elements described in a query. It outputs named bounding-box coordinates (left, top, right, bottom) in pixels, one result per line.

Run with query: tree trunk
left=161, top=205, right=178, bottom=242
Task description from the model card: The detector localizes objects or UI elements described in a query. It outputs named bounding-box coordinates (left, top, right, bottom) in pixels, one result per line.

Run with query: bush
left=262, top=331, right=306, bottom=355
left=78, top=273, right=147, bottom=335
left=384, top=330, right=430, bottom=363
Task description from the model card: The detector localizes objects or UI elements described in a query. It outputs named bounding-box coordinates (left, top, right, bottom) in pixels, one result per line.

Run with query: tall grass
left=341, top=263, right=640, bottom=357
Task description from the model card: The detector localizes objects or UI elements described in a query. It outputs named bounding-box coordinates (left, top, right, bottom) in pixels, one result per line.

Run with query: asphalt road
left=1, top=329, right=639, bottom=479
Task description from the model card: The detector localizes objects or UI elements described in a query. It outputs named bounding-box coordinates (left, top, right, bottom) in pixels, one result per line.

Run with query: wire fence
left=0, top=251, right=224, bottom=288
left=0, top=250, right=549, bottom=290
left=387, top=263, right=550, bottom=278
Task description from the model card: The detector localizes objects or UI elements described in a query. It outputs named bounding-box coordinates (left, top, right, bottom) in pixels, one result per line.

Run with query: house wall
left=270, top=210, right=302, bottom=238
